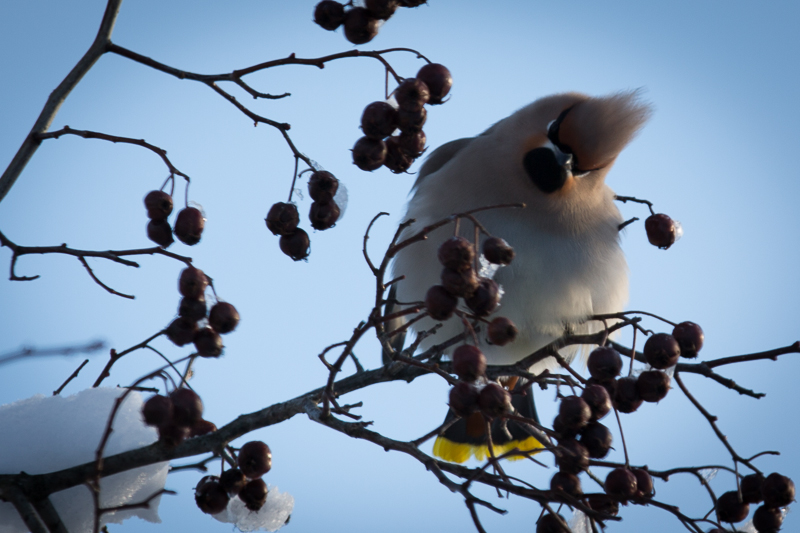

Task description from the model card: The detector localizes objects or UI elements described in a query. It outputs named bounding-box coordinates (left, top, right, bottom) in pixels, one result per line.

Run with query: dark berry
left=550, top=471, right=582, bottom=498
left=174, top=207, right=205, bottom=245
left=365, top=0, right=398, bottom=19
left=147, top=219, right=174, bottom=248
left=672, top=321, right=704, bottom=359
left=637, top=370, right=670, bottom=402
left=190, top=418, right=217, bottom=437
left=144, top=190, right=174, bottom=221
left=209, top=302, right=240, bottom=334
left=239, top=478, right=268, bottom=511
left=398, top=129, right=426, bottom=157
left=309, top=200, right=341, bottom=230
left=142, top=395, right=173, bottom=427
left=448, top=382, right=479, bottom=418
left=552, top=415, right=578, bottom=441
left=605, top=468, right=638, bottom=501
left=194, top=327, right=223, bottom=358
left=178, top=296, right=207, bottom=322
left=308, top=171, right=340, bottom=203
left=220, top=468, right=247, bottom=497
left=581, top=384, right=612, bottom=421
left=361, top=101, right=398, bottom=139
left=482, top=237, right=515, bottom=265
left=437, top=236, right=474, bottom=271
left=487, top=317, right=518, bottom=346
left=536, top=512, right=570, bottom=533
left=352, top=136, right=387, bottom=171
left=313, top=0, right=345, bottom=31
left=645, top=213, right=678, bottom=249
left=586, top=377, right=617, bottom=401
left=452, top=345, right=486, bottom=382
left=396, top=106, right=427, bottom=133
left=394, top=78, right=430, bottom=112
left=579, top=422, right=613, bottom=459
left=644, top=333, right=681, bottom=369
left=416, top=63, right=453, bottom=105
left=158, top=422, right=191, bottom=446
left=170, top=388, right=203, bottom=426
left=238, top=441, right=272, bottom=479
left=742, top=472, right=765, bottom=504
left=343, top=7, right=379, bottom=45
left=440, top=266, right=479, bottom=298
left=166, top=316, right=198, bottom=347
left=179, top=266, right=208, bottom=299
left=195, top=477, right=229, bottom=515
left=753, top=504, right=784, bottom=533
left=613, top=376, right=643, bottom=413
left=279, top=229, right=310, bottom=261
left=425, top=285, right=457, bottom=321
left=559, top=395, right=591, bottom=431
left=632, top=468, right=654, bottom=501
left=265, top=202, right=300, bottom=236
left=762, top=472, right=795, bottom=508
left=585, top=494, right=619, bottom=516
left=587, top=346, right=623, bottom=381
left=555, top=439, right=589, bottom=474
left=465, top=278, right=500, bottom=317
left=383, top=136, right=413, bottom=173
left=716, top=490, right=750, bottom=523
left=478, top=382, right=511, bottom=418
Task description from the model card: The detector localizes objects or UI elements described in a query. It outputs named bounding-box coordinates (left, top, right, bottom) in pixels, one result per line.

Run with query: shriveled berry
left=613, top=376, right=643, bottom=413
left=365, top=0, right=398, bottom=19
left=194, top=326, right=223, bottom=358
left=170, top=388, right=203, bottom=426
left=343, top=7, right=379, bottom=45
left=452, top=345, right=486, bottom=382
left=605, top=468, right=638, bottom=501
left=465, top=278, right=500, bottom=317
left=587, top=346, right=623, bottom=381
left=394, top=78, right=430, bottom=112
left=313, top=0, right=345, bottom=31
left=637, top=370, right=670, bottom=402
left=308, top=171, right=340, bottom=203
left=552, top=415, right=578, bottom=441
left=179, top=266, right=208, bottom=299
left=437, top=236, right=474, bottom=271
left=741, top=472, right=765, bottom=504
left=762, top=472, right=795, bottom=508
left=555, top=439, right=589, bottom=474
left=550, top=471, right=582, bottom=498
left=396, top=106, right=426, bottom=133
left=425, top=285, right=457, bottom=321
left=166, top=316, right=198, bottom=347
left=753, top=504, right=783, bottom=533
left=383, top=136, right=413, bottom=173
left=559, top=396, right=591, bottom=431
left=239, top=478, right=268, bottom=511
left=209, top=302, right=240, bottom=334
left=158, top=422, right=191, bottom=446
left=448, top=382, right=479, bottom=418
left=142, top=395, right=173, bottom=427
left=579, top=422, right=612, bottom=459
left=632, top=468, right=654, bottom=501
left=482, top=237, right=515, bottom=265
left=147, top=219, right=174, bottom=248
left=644, top=333, right=681, bottom=369
left=440, top=267, right=479, bottom=298
left=238, top=441, right=272, bottom=479
left=416, top=63, right=453, bottom=105
left=361, top=101, right=398, bottom=139
left=178, top=296, right=207, bottom=322
left=487, top=317, right=518, bottom=346
left=585, top=494, right=619, bottom=516
left=279, top=229, right=310, bottom=261
left=478, top=382, right=511, bottom=418
left=144, top=190, right=174, bottom=221
left=536, top=512, right=570, bottom=533
left=265, top=202, right=300, bottom=236
left=195, top=478, right=229, bottom=515
left=190, top=418, right=217, bottom=437
left=717, top=490, right=750, bottom=523
left=352, top=136, right=387, bottom=171
left=309, top=200, right=341, bottom=230
left=581, top=384, right=612, bottom=421
left=220, top=468, right=247, bottom=497
left=672, top=321, right=704, bottom=359
left=645, top=213, right=678, bottom=249
left=399, top=129, right=426, bottom=157
left=174, top=207, right=205, bottom=245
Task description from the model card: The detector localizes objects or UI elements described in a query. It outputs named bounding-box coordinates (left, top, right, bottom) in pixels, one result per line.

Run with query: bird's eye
left=523, top=148, right=569, bottom=193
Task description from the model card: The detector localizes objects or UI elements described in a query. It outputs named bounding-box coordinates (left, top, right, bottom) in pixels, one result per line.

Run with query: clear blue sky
left=1, top=1, right=799, bottom=532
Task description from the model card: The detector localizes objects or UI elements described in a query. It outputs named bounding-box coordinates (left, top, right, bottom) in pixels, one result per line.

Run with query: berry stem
left=628, top=327, right=637, bottom=377
left=613, top=407, right=630, bottom=468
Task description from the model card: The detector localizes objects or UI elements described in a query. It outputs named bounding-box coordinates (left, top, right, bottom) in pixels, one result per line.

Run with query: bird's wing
left=412, top=137, right=474, bottom=190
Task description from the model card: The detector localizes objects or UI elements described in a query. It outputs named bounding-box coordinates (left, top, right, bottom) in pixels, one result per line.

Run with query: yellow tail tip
left=432, top=435, right=543, bottom=463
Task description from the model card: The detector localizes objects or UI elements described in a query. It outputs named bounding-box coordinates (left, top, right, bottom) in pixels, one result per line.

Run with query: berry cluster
left=166, top=266, right=240, bottom=357
left=194, top=440, right=273, bottom=514
left=265, top=170, right=342, bottom=261
left=644, top=212, right=682, bottom=250
left=313, top=0, right=427, bottom=45
left=142, top=388, right=215, bottom=446
left=713, top=472, right=794, bottom=531
left=144, top=189, right=205, bottom=248
left=447, top=345, right=514, bottom=420
left=352, top=63, right=452, bottom=174
left=424, top=235, right=513, bottom=321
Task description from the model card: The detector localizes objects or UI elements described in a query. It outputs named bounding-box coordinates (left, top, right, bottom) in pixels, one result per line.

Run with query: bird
left=387, top=90, right=652, bottom=463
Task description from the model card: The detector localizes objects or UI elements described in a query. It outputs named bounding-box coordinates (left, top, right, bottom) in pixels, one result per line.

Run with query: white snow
left=212, top=486, right=294, bottom=532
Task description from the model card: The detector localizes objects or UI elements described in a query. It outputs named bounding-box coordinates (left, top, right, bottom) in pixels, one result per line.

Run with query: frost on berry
left=482, top=237, right=515, bottom=265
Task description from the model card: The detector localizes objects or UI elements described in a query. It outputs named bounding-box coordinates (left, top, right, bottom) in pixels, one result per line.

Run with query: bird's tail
left=433, top=379, right=544, bottom=463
